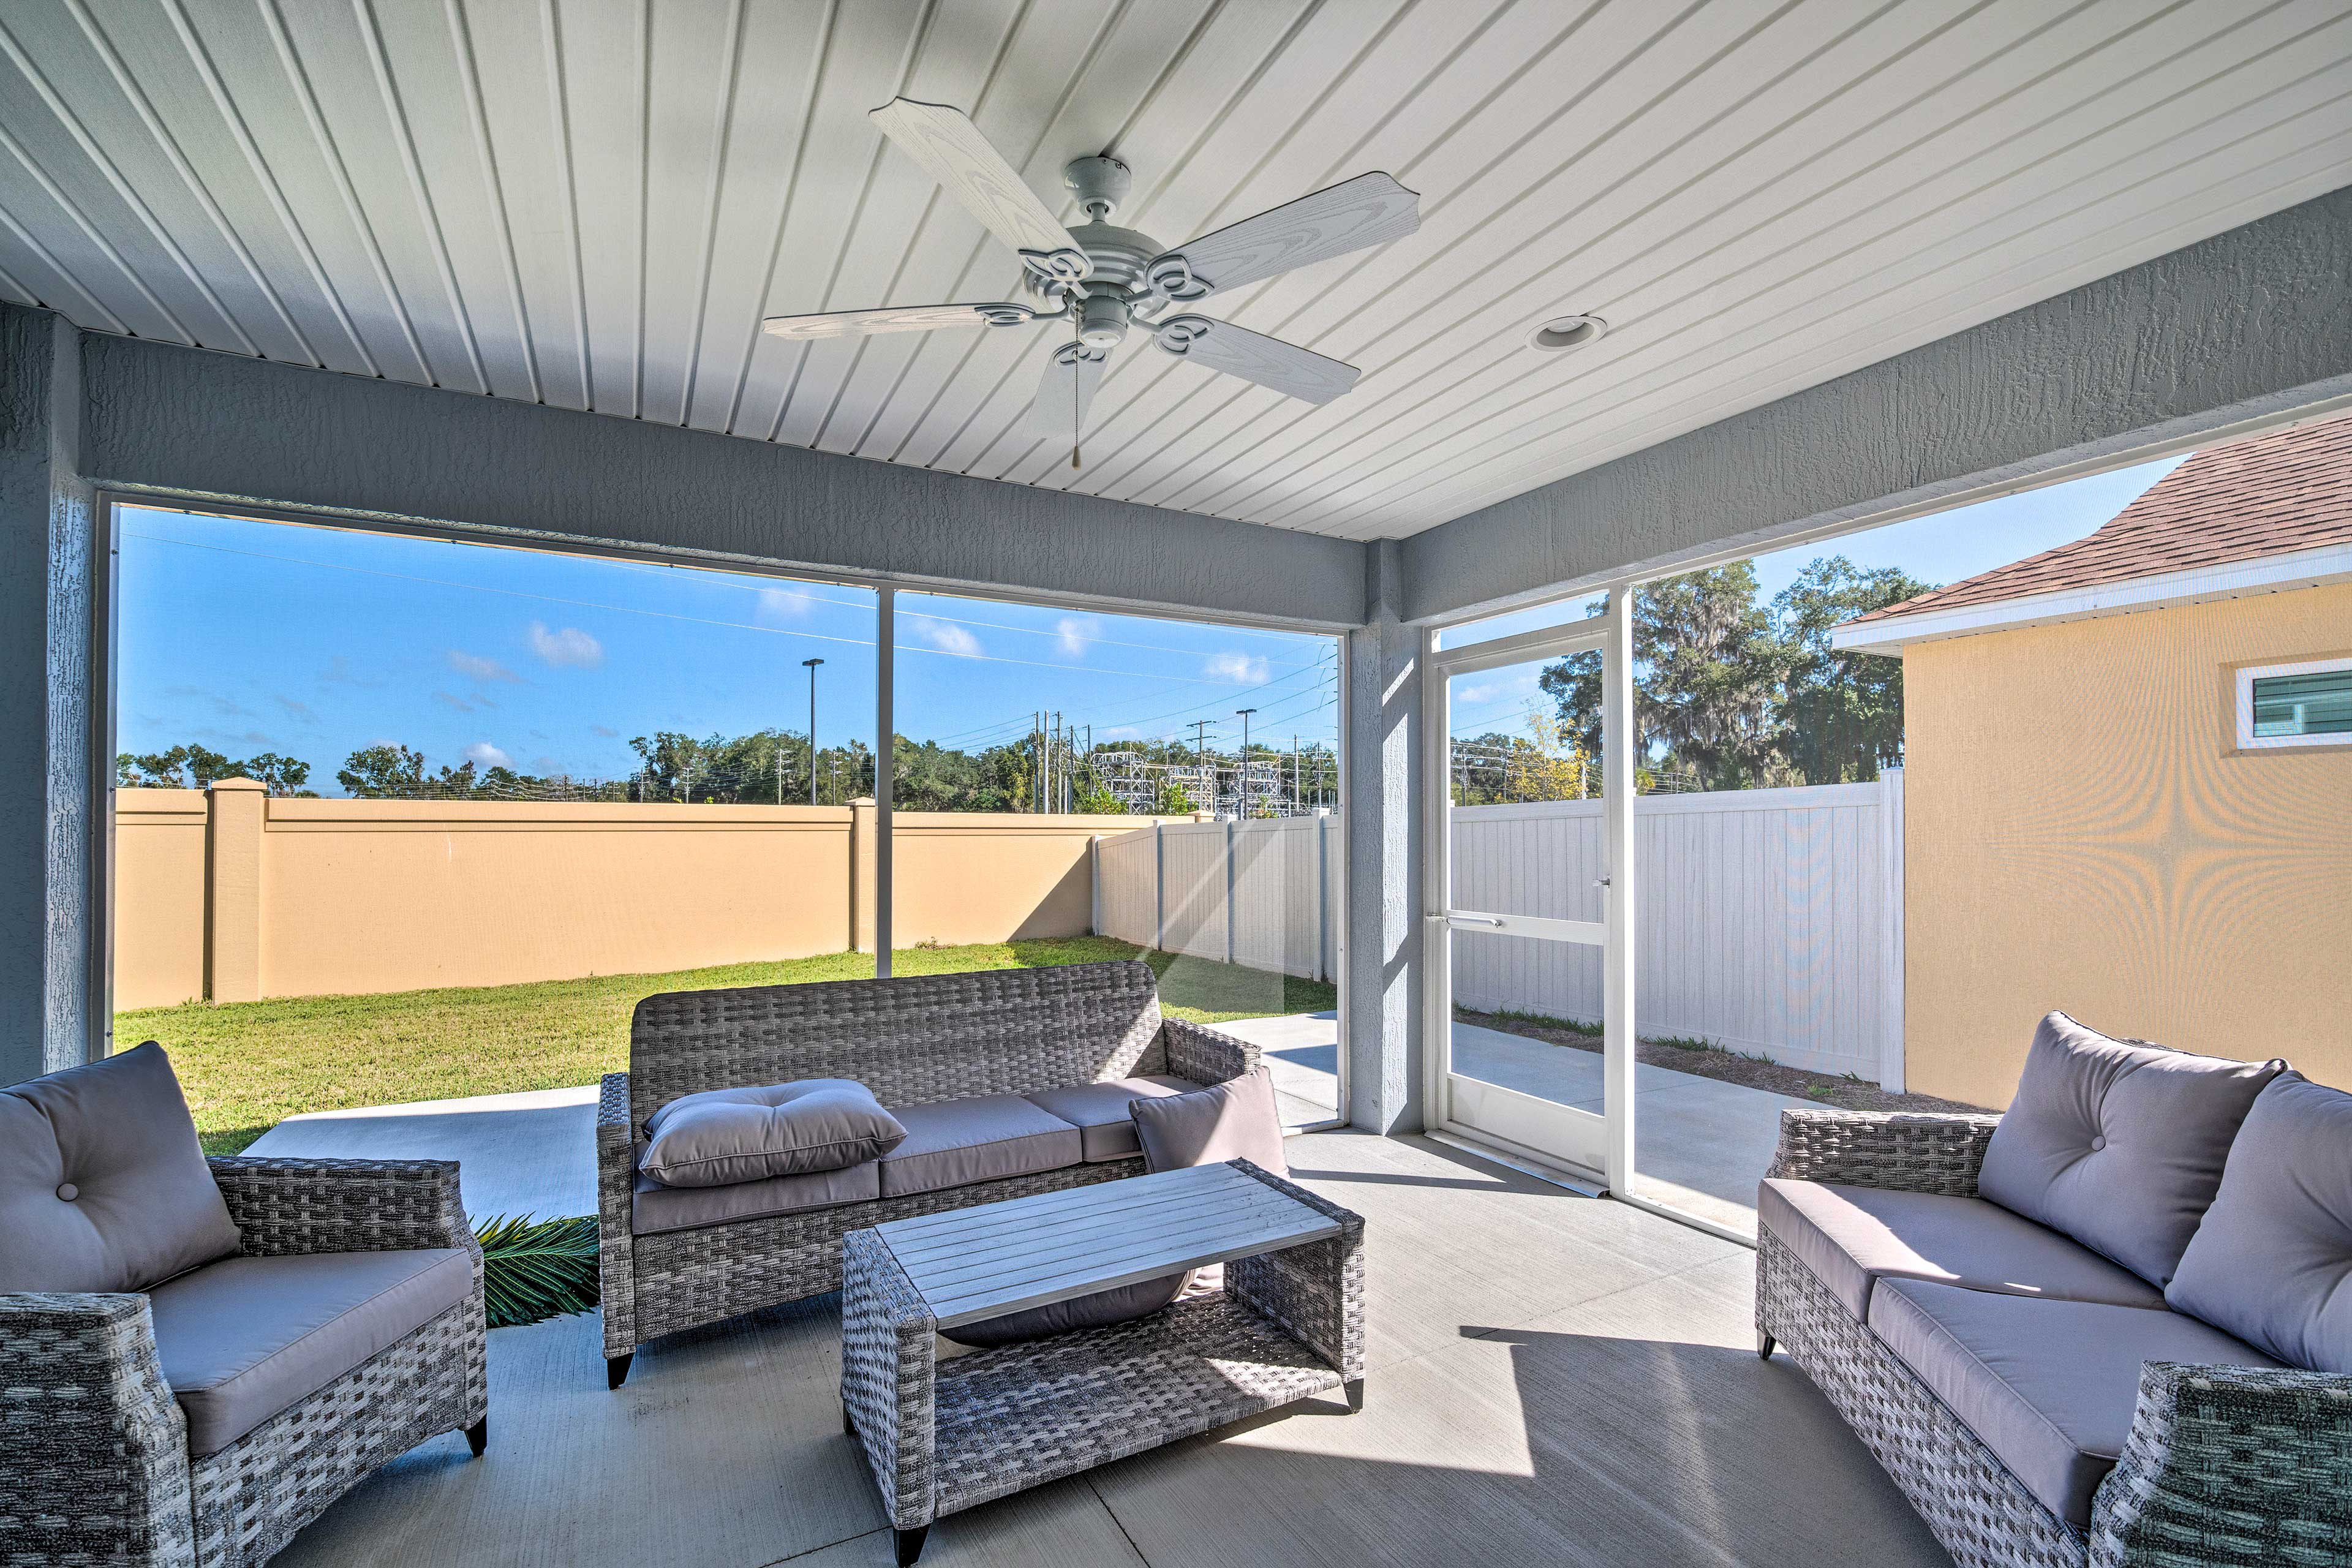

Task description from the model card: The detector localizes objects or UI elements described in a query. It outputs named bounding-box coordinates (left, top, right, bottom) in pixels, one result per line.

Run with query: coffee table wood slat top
left=872, top=1161, right=1338, bottom=1330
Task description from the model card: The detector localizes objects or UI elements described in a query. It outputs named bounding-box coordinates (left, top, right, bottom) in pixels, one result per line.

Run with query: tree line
left=1455, top=556, right=1929, bottom=803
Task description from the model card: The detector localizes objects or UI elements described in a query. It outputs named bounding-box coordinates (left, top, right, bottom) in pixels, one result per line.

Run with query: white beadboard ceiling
left=3, top=1, right=2349, bottom=541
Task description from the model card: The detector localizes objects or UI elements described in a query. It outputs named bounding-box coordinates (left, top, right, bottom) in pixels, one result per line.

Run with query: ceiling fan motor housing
left=1063, top=154, right=1132, bottom=218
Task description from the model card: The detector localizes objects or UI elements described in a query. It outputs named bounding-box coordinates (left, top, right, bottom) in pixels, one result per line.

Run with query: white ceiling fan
left=762, top=99, right=1420, bottom=463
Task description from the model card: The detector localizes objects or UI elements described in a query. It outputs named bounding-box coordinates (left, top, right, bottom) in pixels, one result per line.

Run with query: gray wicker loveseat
left=597, top=960, right=1257, bottom=1385
left=1, top=1043, right=487, bottom=1568
left=1755, top=1014, right=2352, bottom=1568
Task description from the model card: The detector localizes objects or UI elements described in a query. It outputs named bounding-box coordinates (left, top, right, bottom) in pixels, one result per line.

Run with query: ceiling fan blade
left=1146, top=172, right=1419, bottom=301
left=1028, top=342, right=1108, bottom=437
left=760, top=301, right=1045, bottom=342
left=870, top=99, right=1090, bottom=285
left=1149, top=315, right=1359, bottom=405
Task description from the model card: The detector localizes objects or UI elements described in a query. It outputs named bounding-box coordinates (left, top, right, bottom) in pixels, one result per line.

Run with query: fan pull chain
left=1072, top=311, right=1083, bottom=470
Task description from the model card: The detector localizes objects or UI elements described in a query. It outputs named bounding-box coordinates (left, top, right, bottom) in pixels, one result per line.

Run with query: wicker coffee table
left=839, top=1158, right=1365, bottom=1564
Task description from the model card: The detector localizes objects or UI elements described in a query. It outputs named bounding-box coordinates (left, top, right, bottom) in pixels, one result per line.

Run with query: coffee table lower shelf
left=930, top=1291, right=1351, bottom=1517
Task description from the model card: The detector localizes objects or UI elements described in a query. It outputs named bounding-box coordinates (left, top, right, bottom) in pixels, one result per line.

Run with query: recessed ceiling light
left=1529, top=314, right=1607, bottom=352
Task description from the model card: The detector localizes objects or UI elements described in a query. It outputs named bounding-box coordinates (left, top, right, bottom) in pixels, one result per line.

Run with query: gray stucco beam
left=1400, top=184, right=2352, bottom=625
left=76, top=327, right=1366, bottom=631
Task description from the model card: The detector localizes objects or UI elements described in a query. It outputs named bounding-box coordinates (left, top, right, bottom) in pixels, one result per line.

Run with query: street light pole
left=802, top=657, right=824, bottom=805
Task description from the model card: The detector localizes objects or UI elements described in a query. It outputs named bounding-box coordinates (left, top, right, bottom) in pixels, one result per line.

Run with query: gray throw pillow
left=0, top=1041, right=242, bottom=1294
left=2167, top=1073, right=2352, bottom=1372
left=1128, top=1067, right=1289, bottom=1178
left=638, top=1079, right=905, bottom=1188
left=1978, top=1012, right=2283, bottom=1287
left=943, top=1069, right=1288, bottom=1350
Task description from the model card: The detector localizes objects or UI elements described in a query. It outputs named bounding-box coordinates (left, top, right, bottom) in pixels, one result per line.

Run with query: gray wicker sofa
left=1755, top=1037, right=2352, bottom=1568
left=597, top=960, right=1256, bottom=1386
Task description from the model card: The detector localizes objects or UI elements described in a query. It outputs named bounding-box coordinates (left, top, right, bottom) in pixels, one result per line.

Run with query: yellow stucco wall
left=1902, top=581, right=2352, bottom=1107
left=111, top=794, right=1192, bottom=1008
left=113, top=790, right=209, bottom=1009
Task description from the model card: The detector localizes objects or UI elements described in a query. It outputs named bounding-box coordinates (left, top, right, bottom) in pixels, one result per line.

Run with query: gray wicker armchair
left=1755, top=1108, right=2352, bottom=1568
left=1, top=1156, right=488, bottom=1568
left=598, top=960, right=1257, bottom=1385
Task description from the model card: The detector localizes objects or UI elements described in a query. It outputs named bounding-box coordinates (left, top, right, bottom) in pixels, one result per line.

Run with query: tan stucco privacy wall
left=1901, top=581, right=2352, bottom=1107
left=112, top=785, right=1177, bottom=1009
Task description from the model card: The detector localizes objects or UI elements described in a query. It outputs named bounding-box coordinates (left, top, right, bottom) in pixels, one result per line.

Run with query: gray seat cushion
left=0, top=1042, right=241, bottom=1294
left=1978, top=1012, right=2283, bottom=1287
left=877, top=1095, right=1083, bottom=1199
left=1757, top=1178, right=2167, bottom=1320
left=631, top=1161, right=879, bottom=1235
left=1022, top=1077, right=1199, bottom=1163
left=1128, top=1067, right=1289, bottom=1178
left=638, top=1078, right=905, bottom=1187
left=2167, top=1072, right=2352, bottom=1372
left=148, top=1248, right=473, bottom=1457
left=1868, top=1279, right=2280, bottom=1529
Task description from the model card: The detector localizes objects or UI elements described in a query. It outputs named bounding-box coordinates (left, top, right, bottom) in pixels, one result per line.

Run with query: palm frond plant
left=473, top=1213, right=600, bottom=1329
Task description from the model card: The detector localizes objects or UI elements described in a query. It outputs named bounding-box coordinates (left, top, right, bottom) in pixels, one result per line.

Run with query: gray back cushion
left=638, top=1078, right=905, bottom=1188
left=1978, top=1012, right=2282, bottom=1287
left=0, top=1042, right=242, bottom=1293
left=2167, top=1073, right=2352, bottom=1372
left=1129, top=1068, right=1289, bottom=1178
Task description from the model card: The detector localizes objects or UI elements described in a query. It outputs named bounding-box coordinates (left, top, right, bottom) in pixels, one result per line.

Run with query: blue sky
left=114, top=511, right=1341, bottom=793
left=118, top=453, right=2180, bottom=794
left=1442, top=454, right=2190, bottom=737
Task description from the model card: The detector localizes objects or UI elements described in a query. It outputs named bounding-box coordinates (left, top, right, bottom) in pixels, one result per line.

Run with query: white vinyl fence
left=1450, top=774, right=1905, bottom=1086
left=1093, top=814, right=1339, bottom=982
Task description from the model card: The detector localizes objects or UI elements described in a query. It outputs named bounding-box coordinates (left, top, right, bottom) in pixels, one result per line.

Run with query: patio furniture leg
left=466, top=1417, right=488, bottom=1457
left=606, top=1352, right=633, bottom=1389
left=894, top=1525, right=928, bottom=1566
left=1757, top=1330, right=1776, bottom=1360
left=1345, top=1378, right=1364, bottom=1411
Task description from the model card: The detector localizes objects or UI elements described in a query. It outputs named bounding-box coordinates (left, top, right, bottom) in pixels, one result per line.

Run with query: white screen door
left=1424, top=603, right=1635, bottom=1191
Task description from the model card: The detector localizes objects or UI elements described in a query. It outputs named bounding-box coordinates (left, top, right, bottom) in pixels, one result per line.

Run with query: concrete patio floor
left=247, top=1084, right=600, bottom=1223
left=1216, top=1012, right=1806, bottom=1236
left=266, top=1129, right=1948, bottom=1568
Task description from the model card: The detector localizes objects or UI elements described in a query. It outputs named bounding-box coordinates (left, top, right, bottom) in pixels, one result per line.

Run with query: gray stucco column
left=0, top=306, right=97, bottom=1085
left=1341, top=541, right=1423, bottom=1134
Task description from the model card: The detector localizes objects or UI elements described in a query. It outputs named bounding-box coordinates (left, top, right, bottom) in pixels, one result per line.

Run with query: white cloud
left=1204, top=651, right=1269, bottom=684
left=274, top=695, right=319, bottom=725
left=754, top=587, right=809, bottom=624
left=916, top=619, right=982, bottom=658
left=447, top=650, right=521, bottom=682
left=1055, top=616, right=1099, bottom=658
left=463, top=742, right=514, bottom=771
left=590, top=724, right=619, bottom=738
left=1455, top=673, right=1537, bottom=706
left=433, top=691, right=478, bottom=713
left=527, top=622, right=603, bottom=669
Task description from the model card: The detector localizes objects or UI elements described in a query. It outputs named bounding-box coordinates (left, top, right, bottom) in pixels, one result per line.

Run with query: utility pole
left=1236, top=708, right=1257, bottom=817
left=1190, top=719, right=1214, bottom=815
left=802, top=658, right=824, bottom=806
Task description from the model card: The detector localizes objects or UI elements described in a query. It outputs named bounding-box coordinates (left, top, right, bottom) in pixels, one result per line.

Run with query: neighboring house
left=1834, top=417, right=2352, bottom=1107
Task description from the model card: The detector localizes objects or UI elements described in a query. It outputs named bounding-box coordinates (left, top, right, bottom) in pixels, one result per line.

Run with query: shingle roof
left=1847, top=415, right=2352, bottom=625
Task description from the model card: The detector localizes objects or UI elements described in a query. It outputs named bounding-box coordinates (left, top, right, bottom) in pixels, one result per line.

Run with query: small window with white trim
left=2236, top=655, right=2352, bottom=750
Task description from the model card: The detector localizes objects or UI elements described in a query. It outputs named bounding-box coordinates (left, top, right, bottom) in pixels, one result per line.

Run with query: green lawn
left=116, top=937, right=1335, bottom=1155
